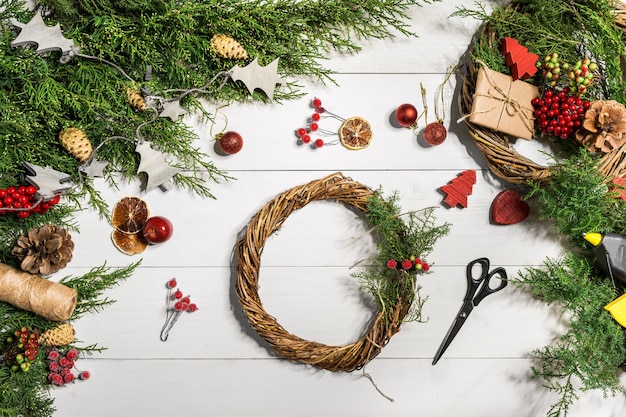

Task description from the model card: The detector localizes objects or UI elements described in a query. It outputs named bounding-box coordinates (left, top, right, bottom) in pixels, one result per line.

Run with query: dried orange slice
left=111, top=229, right=149, bottom=255
left=111, top=196, right=149, bottom=234
left=339, top=116, right=373, bottom=150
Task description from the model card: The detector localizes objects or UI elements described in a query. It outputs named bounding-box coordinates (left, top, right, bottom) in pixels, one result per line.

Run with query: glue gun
left=583, top=232, right=626, bottom=285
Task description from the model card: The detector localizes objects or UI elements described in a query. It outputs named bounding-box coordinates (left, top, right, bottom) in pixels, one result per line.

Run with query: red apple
left=218, top=131, right=243, bottom=154
left=142, top=216, right=173, bottom=244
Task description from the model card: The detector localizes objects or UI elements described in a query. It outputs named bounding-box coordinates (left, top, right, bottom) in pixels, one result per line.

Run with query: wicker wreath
left=235, top=172, right=414, bottom=372
left=459, top=1, right=626, bottom=186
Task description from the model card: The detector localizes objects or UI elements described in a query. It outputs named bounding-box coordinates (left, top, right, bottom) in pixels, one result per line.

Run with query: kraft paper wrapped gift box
left=469, top=66, right=540, bottom=140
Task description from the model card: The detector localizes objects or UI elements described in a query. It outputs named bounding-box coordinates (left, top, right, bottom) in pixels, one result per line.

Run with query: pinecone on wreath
left=12, top=225, right=75, bottom=275
left=575, top=100, right=626, bottom=153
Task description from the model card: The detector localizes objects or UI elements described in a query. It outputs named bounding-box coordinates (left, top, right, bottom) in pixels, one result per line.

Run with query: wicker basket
left=235, top=173, right=412, bottom=372
left=459, top=1, right=626, bottom=185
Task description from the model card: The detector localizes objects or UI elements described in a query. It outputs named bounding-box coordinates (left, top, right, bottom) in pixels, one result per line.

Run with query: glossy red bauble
left=395, top=103, right=418, bottom=127
left=143, top=216, right=174, bottom=244
left=218, top=131, right=243, bottom=155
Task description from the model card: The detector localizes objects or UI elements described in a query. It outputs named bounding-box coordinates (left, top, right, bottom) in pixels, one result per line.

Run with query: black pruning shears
left=432, top=257, right=508, bottom=365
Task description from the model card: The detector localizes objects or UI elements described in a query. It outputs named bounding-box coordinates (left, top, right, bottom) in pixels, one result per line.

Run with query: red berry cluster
left=46, top=347, right=90, bottom=386
left=531, top=87, right=590, bottom=139
left=0, top=184, right=60, bottom=218
left=161, top=279, right=199, bottom=341
left=2, top=326, right=39, bottom=373
left=294, top=98, right=331, bottom=148
left=386, top=256, right=430, bottom=272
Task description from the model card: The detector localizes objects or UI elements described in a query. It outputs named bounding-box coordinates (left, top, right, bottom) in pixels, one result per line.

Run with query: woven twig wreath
left=459, top=1, right=626, bottom=185
left=235, top=172, right=412, bottom=372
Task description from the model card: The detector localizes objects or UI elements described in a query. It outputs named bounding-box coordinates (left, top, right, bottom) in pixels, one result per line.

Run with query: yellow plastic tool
left=583, top=232, right=603, bottom=247
left=605, top=293, right=626, bottom=328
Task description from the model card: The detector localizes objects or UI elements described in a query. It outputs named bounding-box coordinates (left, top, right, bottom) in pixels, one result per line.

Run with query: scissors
left=432, top=257, right=508, bottom=365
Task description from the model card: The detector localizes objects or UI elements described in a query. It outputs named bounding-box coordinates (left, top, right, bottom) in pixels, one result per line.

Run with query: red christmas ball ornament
left=217, top=131, right=243, bottom=155
left=143, top=216, right=174, bottom=244
left=423, top=121, right=447, bottom=146
left=395, top=103, right=418, bottom=127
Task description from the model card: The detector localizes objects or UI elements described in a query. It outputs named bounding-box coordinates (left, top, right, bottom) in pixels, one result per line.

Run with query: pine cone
left=126, top=87, right=147, bottom=111
left=59, top=127, right=93, bottom=163
left=12, top=225, right=75, bottom=275
left=38, top=323, right=75, bottom=347
left=210, top=34, right=248, bottom=60
left=575, top=100, right=626, bottom=153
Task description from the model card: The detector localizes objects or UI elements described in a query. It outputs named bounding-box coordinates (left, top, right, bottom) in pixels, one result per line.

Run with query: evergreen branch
left=353, top=191, right=450, bottom=323
left=59, top=261, right=140, bottom=319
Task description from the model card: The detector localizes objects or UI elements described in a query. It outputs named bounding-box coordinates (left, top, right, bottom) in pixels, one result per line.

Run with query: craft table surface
left=52, top=1, right=626, bottom=416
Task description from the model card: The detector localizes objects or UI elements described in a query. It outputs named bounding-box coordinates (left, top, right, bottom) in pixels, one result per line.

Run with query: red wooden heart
left=490, top=190, right=530, bottom=225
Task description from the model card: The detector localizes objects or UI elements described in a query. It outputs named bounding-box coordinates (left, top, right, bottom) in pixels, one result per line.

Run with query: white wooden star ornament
left=135, top=141, right=182, bottom=192
left=80, top=158, right=109, bottom=178
left=229, top=58, right=283, bottom=101
left=159, top=100, right=188, bottom=120
left=22, top=162, right=73, bottom=201
left=10, top=10, right=76, bottom=55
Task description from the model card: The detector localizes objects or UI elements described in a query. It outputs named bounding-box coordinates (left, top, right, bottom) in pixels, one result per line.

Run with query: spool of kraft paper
left=0, top=263, right=77, bottom=321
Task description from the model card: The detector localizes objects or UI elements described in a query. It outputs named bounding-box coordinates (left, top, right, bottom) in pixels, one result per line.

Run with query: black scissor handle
left=465, top=257, right=508, bottom=306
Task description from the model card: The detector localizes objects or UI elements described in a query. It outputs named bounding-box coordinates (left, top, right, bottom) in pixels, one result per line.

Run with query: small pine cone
left=126, top=87, right=147, bottom=111
left=210, top=34, right=248, bottom=60
left=12, top=225, right=75, bottom=275
left=59, top=127, right=93, bottom=163
left=38, top=323, right=75, bottom=347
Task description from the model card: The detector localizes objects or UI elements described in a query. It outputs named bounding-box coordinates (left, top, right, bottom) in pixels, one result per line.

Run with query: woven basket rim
left=459, top=1, right=626, bottom=185
left=235, top=172, right=412, bottom=372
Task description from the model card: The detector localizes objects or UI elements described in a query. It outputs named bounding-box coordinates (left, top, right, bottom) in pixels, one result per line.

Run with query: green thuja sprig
left=526, top=149, right=626, bottom=248
left=59, top=261, right=140, bottom=318
left=354, top=192, right=450, bottom=323
left=516, top=253, right=626, bottom=417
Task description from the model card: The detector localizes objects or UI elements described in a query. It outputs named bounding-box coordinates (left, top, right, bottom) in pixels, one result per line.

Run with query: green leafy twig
left=353, top=192, right=450, bottom=323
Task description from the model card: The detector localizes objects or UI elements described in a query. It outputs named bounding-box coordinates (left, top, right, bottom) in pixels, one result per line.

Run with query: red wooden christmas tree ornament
left=439, top=170, right=476, bottom=208
left=489, top=190, right=530, bottom=225
left=499, top=37, right=539, bottom=81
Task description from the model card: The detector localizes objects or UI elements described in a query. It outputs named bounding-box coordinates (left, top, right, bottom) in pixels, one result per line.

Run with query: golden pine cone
left=575, top=100, right=626, bottom=153
left=38, top=323, right=75, bottom=347
left=126, top=87, right=147, bottom=111
left=12, top=225, right=75, bottom=275
left=58, top=127, right=93, bottom=163
left=210, top=34, right=248, bottom=60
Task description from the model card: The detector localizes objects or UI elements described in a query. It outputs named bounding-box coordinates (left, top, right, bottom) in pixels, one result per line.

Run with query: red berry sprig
left=1, top=326, right=40, bottom=373
left=531, top=87, right=590, bottom=139
left=0, top=184, right=61, bottom=219
left=294, top=98, right=342, bottom=149
left=160, top=279, right=198, bottom=341
left=45, top=347, right=89, bottom=386
left=386, top=256, right=430, bottom=273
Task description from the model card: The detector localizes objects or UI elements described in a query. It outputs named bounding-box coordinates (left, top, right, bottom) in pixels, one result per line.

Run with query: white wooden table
left=53, top=1, right=626, bottom=416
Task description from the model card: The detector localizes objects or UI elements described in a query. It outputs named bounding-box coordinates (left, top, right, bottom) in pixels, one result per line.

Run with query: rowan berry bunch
left=531, top=87, right=590, bottom=139
left=160, top=278, right=199, bottom=341
left=1, top=326, right=40, bottom=373
left=539, top=53, right=598, bottom=95
left=386, top=256, right=430, bottom=272
left=0, top=184, right=61, bottom=218
left=46, top=347, right=90, bottom=386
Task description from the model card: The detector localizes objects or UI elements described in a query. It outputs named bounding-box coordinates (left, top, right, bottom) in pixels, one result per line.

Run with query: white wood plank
left=51, top=358, right=626, bottom=417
